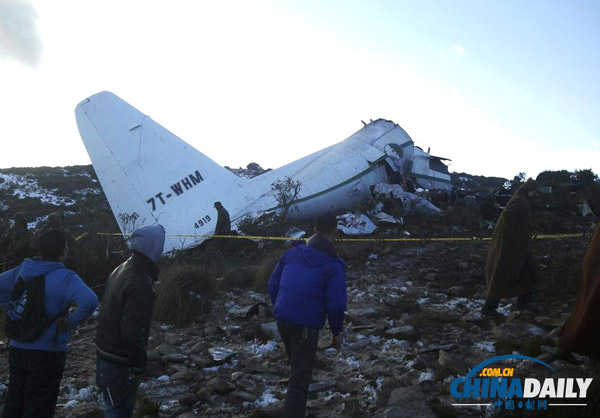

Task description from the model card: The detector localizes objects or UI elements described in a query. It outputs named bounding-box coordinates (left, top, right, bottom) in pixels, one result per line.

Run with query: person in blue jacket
left=0, top=230, right=99, bottom=418
left=268, top=212, right=346, bottom=418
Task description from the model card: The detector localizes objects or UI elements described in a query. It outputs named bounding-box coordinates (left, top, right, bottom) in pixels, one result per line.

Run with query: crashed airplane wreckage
left=75, top=91, right=451, bottom=252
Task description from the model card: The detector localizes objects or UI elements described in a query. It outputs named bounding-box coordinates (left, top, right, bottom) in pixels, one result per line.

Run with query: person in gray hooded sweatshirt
left=95, top=225, right=165, bottom=418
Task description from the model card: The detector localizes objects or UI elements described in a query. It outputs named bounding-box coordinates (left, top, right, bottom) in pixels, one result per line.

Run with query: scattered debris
left=337, top=213, right=377, bottom=235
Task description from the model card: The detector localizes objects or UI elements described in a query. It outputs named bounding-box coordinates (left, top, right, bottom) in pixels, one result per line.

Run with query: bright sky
left=1, top=0, right=599, bottom=179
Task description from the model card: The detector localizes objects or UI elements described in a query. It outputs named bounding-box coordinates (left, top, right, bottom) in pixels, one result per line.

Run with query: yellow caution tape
left=91, top=232, right=587, bottom=243
left=530, top=233, right=586, bottom=239
left=75, top=232, right=89, bottom=242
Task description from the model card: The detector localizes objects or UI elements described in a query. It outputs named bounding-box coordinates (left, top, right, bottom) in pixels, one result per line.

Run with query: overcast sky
left=1, top=0, right=599, bottom=179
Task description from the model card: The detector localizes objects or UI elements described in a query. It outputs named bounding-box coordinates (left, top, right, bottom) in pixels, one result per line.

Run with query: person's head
left=214, top=201, right=222, bottom=209
left=14, top=212, right=27, bottom=228
left=39, top=230, right=68, bottom=262
left=314, top=212, right=338, bottom=241
left=517, top=179, right=540, bottom=198
left=46, top=212, right=62, bottom=226
left=130, top=224, right=166, bottom=264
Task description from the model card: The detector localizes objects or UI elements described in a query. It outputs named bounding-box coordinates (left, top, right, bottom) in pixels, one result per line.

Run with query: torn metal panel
left=337, top=213, right=377, bottom=235
left=410, top=147, right=452, bottom=191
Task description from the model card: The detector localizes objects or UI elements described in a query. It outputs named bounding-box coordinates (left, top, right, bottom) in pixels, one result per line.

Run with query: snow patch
left=375, top=376, right=385, bottom=391
left=417, top=370, right=434, bottom=383
left=474, top=341, right=496, bottom=353
left=363, top=384, right=377, bottom=402
left=383, top=338, right=409, bottom=351
left=249, top=341, right=278, bottom=356
left=0, top=173, right=75, bottom=206
left=253, top=390, right=280, bottom=407
left=342, top=356, right=362, bottom=369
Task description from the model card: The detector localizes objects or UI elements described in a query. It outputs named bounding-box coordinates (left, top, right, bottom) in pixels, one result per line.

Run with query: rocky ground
left=1, top=164, right=599, bottom=417
left=0, top=217, right=598, bottom=417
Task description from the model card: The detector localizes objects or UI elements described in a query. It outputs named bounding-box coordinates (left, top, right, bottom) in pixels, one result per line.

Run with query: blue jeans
left=96, top=358, right=140, bottom=418
left=277, top=320, right=319, bottom=418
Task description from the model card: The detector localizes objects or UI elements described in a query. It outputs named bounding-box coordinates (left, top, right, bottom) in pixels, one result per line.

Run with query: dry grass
left=153, top=263, right=215, bottom=326
left=220, top=267, right=254, bottom=289
left=202, top=248, right=226, bottom=277
left=337, top=242, right=376, bottom=265
left=253, top=248, right=286, bottom=293
left=134, top=397, right=160, bottom=417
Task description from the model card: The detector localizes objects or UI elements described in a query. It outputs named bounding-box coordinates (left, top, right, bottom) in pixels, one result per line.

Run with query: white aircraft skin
left=75, top=91, right=451, bottom=252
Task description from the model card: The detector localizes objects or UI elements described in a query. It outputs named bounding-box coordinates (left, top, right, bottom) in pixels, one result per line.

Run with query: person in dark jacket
left=95, top=224, right=165, bottom=418
left=557, top=221, right=600, bottom=362
left=268, top=213, right=346, bottom=418
left=0, top=213, right=34, bottom=270
left=482, top=179, right=539, bottom=317
left=0, top=230, right=98, bottom=418
left=30, top=212, right=75, bottom=254
left=213, top=201, right=231, bottom=254
left=213, top=202, right=231, bottom=235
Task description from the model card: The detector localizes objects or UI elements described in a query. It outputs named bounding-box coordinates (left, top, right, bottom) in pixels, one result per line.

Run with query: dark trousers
left=2, top=346, right=66, bottom=418
left=96, top=358, right=140, bottom=418
left=277, top=320, right=319, bottom=418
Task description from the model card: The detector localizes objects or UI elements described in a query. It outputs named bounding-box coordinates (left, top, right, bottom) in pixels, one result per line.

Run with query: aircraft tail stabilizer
left=75, top=91, right=246, bottom=252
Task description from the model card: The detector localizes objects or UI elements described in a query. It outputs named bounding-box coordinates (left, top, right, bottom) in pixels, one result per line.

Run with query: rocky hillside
left=0, top=165, right=116, bottom=237
left=0, top=165, right=598, bottom=417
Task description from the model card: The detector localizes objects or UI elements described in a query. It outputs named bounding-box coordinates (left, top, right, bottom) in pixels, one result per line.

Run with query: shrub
left=445, top=203, right=480, bottom=228
left=134, top=397, right=160, bottom=417
left=220, top=267, right=253, bottom=289
left=203, top=248, right=226, bottom=277
left=271, top=177, right=302, bottom=219
left=535, top=170, right=572, bottom=187
left=154, top=264, right=215, bottom=326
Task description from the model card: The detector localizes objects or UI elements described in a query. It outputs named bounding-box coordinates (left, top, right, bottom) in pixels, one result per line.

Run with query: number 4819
left=195, top=215, right=211, bottom=229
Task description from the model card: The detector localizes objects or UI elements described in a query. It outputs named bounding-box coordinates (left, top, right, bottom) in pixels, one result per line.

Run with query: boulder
left=178, top=393, right=197, bottom=407
left=196, top=387, right=215, bottom=406
left=189, top=341, right=204, bottom=354
left=308, top=380, right=337, bottom=393
left=165, top=332, right=182, bottom=346
left=347, top=307, right=378, bottom=318
left=228, top=390, right=256, bottom=405
left=493, top=321, right=546, bottom=340
left=257, top=322, right=281, bottom=342
left=385, top=325, right=415, bottom=338
left=373, top=386, right=436, bottom=418
left=164, top=354, right=189, bottom=363
left=438, top=350, right=469, bottom=376
left=228, top=303, right=266, bottom=319
left=171, top=368, right=193, bottom=381
left=208, top=347, right=236, bottom=364
left=534, top=316, right=566, bottom=328
left=157, top=343, right=180, bottom=356
left=207, top=377, right=236, bottom=394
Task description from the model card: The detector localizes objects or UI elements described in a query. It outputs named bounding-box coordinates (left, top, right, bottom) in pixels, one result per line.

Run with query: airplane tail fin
left=75, top=91, right=246, bottom=252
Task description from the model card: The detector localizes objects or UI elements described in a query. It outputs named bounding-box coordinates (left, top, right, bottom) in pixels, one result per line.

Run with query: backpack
left=5, top=275, right=59, bottom=343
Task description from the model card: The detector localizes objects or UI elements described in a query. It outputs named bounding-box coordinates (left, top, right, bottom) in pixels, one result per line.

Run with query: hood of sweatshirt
left=17, top=258, right=66, bottom=281
left=130, top=224, right=166, bottom=263
left=293, top=244, right=345, bottom=268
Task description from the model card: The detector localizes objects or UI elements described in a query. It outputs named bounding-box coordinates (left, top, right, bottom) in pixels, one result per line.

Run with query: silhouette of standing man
left=214, top=202, right=231, bottom=235
left=213, top=202, right=231, bottom=254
